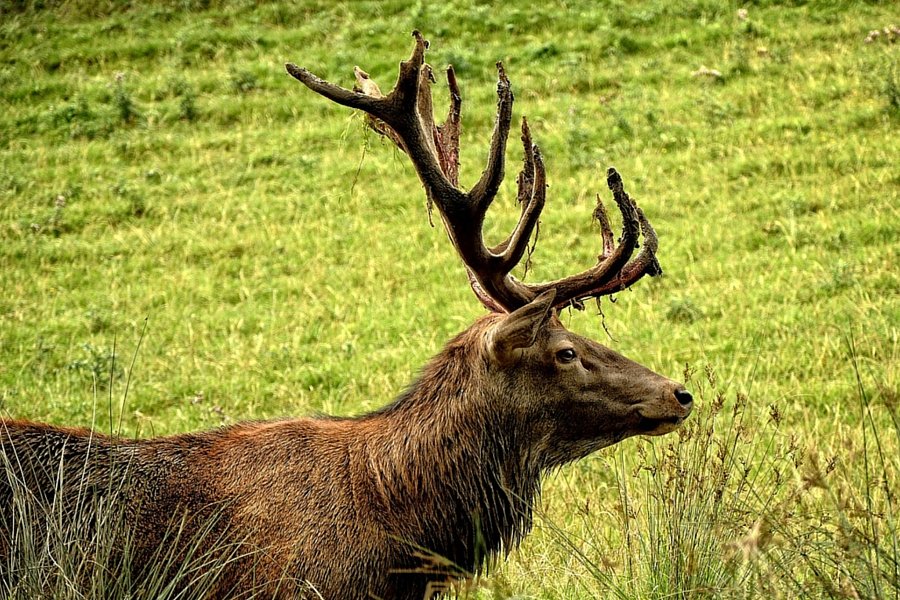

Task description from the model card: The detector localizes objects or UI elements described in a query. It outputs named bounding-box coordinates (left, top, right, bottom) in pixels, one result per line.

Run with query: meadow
left=0, top=0, right=898, bottom=597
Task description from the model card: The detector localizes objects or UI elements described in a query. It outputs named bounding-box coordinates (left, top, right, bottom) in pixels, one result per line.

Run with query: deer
left=0, top=32, right=693, bottom=600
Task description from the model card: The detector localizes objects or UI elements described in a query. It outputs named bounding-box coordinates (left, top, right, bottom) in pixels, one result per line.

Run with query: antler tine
left=436, top=66, right=461, bottom=187
left=468, top=62, right=514, bottom=213
left=284, top=63, right=384, bottom=113
left=516, top=117, right=536, bottom=205
left=592, top=193, right=616, bottom=261
left=394, top=30, right=430, bottom=105
left=286, top=31, right=461, bottom=214
left=416, top=63, right=439, bottom=159
left=497, top=133, right=546, bottom=273
left=490, top=117, right=537, bottom=256
left=579, top=208, right=661, bottom=298
left=521, top=168, right=651, bottom=309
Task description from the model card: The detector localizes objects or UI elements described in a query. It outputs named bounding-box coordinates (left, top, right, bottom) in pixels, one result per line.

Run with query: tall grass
left=0, top=435, right=250, bottom=599
left=530, top=365, right=792, bottom=599
left=521, top=354, right=899, bottom=600
left=0, top=369, right=289, bottom=600
left=762, top=336, right=900, bottom=599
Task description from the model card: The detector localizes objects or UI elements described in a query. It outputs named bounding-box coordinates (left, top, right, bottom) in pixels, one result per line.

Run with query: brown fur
left=1, top=308, right=691, bottom=599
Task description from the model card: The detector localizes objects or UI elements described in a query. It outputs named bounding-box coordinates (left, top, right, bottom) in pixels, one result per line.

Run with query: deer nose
left=674, top=388, right=693, bottom=406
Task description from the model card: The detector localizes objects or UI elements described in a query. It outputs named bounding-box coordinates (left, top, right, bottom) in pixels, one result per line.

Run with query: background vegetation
left=0, top=0, right=897, bottom=597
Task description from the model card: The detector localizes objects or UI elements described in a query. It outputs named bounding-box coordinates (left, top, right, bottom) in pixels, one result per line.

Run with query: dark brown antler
left=286, top=31, right=661, bottom=313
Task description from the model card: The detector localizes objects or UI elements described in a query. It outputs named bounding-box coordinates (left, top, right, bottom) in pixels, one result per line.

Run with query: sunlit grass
left=1, top=0, right=898, bottom=597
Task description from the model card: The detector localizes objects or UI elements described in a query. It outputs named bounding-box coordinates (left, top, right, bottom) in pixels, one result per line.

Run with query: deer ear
left=487, top=289, right=557, bottom=366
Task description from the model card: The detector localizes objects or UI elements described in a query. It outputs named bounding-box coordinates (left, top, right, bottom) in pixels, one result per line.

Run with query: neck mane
left=361, top=315, right=542, bottom=575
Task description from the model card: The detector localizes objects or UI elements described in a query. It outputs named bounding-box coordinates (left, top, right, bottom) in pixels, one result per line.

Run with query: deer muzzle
left=633, top=385, right=693, bottom=436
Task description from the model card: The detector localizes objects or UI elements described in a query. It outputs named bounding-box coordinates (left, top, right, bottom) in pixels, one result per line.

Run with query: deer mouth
left=636, top=415, right=685, bottom=435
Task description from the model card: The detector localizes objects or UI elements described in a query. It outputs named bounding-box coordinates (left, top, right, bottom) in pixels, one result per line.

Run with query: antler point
left=411, top=30, right=429, bottom=50
left=496, top=62, right=510, bottom=85
left=606, top=167, right=623, bottom=190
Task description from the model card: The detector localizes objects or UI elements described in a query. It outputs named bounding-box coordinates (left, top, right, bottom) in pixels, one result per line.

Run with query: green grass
left=0, top=0, right=898, bottom=597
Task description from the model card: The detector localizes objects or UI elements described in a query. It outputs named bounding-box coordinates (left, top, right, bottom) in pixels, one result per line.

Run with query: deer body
left=2, top=314, right=687, bottom=599
left=2, top=33, right=693, bottom=599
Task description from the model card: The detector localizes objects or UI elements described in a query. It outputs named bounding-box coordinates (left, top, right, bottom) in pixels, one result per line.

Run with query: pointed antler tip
left=606, top=169, right=626, bottom=194
left=285, top=63, right=318, bottom=85
left=411, top=30, right=429, bottom=49
left=496, top=61, right=510, bottom=84
left=520, top=116, right=532, bottom=139
left=403, top=31, right=429, bottom=69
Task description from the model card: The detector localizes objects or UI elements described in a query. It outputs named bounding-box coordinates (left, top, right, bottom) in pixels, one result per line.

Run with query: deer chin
left=635, top=415, right=686, bottom=436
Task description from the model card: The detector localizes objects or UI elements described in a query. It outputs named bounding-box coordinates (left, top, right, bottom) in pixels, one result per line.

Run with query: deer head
left=480, top=290, right=691, bottom=468
left=286, top=32, right=692, bottom=462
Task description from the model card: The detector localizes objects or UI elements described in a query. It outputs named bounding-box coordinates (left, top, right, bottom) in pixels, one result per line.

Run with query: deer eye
left=556, top=348, right=577, bottom=363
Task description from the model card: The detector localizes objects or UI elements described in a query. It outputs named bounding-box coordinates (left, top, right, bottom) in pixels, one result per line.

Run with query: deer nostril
left=674, top=388, right=693, bottom=406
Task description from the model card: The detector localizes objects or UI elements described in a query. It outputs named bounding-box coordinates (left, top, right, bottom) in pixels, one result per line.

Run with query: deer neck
left=359, top=330, right=542, bottom=573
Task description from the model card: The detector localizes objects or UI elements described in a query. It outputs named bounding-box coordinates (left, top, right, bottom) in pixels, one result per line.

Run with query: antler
left=286, top=31, right=661, bottom=313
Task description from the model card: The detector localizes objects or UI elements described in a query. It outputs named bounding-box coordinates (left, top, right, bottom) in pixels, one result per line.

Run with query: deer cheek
left=544, top=398, right=619, bottom=442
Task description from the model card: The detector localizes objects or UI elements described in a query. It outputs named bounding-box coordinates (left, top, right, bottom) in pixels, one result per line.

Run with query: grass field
left=1, top=0, right=898, bottom=597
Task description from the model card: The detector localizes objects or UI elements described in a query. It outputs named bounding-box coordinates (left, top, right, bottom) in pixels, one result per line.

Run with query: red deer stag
left=1, top=32, right=692, bottom=600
